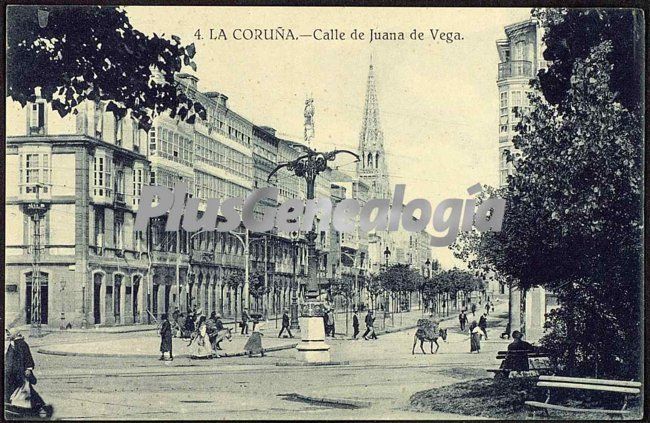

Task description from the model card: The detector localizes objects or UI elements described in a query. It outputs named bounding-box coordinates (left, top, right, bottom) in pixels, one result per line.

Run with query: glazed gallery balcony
left=498, top=60, right=533, bottom=79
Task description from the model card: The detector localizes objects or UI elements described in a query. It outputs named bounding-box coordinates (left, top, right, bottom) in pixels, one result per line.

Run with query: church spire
left=357, top=58, right=390, bottom=200
left=358, top=61, right=384, bottom=155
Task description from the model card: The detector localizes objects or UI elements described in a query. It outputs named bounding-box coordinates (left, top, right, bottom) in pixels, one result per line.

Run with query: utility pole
left=290, top=231, right=300, bottom=330
left=28, top=183, right=47, bottom=338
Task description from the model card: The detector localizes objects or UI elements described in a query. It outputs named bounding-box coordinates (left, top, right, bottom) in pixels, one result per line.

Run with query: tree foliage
left=451, top=37, right=642, bottom=378
left=379, top=264, right=422, bottom=294
left=249, top=271, right=267, bottom=300
left=7, top=5, right=206, bottom=130
left=533, top=8, right=644, bottom=112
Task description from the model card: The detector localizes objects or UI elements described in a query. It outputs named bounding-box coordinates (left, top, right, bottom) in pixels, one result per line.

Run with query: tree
left=533, top=8, right=644, bottom=112
left=365, top=276, right=384, bottom=311
left=248, top=271, right=267, bottom=312
left=452, top=41, right=642, bottom=379
left=226, top=272, right=243, bottom=321
left=7, top=5, right=206, bottom=130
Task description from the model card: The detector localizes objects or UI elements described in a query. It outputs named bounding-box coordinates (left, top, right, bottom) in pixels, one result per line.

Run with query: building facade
left=496, top=18, right=550, bottom=341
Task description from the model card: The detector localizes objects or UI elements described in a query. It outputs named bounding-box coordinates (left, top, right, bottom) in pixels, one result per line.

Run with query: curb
left=275, top=360, right=350, bottom=367
left=280, top=393, right=371, bottom=409
left=37, top=342, right=299, bottom=359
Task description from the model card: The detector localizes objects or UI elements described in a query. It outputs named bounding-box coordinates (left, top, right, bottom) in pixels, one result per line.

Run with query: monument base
left=295, top=302, right=330, bottom=364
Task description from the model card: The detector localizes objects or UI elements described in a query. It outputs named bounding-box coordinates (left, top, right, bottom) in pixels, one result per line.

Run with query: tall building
left=5, top=75, right=315, bottom=327
left=6, top=95, right=151, bottom=328
left=496, top=18, right=549, bottom=341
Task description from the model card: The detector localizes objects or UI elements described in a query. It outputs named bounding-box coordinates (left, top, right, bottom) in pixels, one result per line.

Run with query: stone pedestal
left=509, top=285, right=522, bottom=335
left=295, top=301, right=330, bottom=363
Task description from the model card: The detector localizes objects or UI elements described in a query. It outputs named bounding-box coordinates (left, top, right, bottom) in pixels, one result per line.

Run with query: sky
left=125, top=6, right=532, bottom=267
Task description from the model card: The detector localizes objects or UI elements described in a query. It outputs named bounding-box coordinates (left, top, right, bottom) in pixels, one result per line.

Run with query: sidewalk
left=38, top=331, right=298, bottom=359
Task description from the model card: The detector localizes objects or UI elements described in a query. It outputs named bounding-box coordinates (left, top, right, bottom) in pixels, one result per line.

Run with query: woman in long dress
left=159, top=314, right=173, bottom=360
left=469, top=320, right=486, bottom=353
left=192, top=316, right=213, bottom=358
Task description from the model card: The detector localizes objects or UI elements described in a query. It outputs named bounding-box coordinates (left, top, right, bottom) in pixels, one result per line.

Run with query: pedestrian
left=469, top=320, right=485, bottom=353
left=485, top=302, right=491, bottom=315
left=244, top=321, right=265, bottom=357
left=471, top=303, right=477, bottom=316
left=352, top=310, right=360, bottom=339
left=323, top=309, right=329, bottom=336
left=459, top=310, right=467, bottom=331
left=5, top=330, right=36, bottom=403
left=159, top=314, right=173, bottom=361
left=478, top=313, right=488, bottom=339
left=278, top=310, right=294, bottom=338
left=5, top=329, right=51, bottom=417
left=327, top=308, right=336, bottom=338
left=500, top=330, right=535, bottom=371
left=241, top=309, right=250, bottom=335
left=190, top=315, right=213, bottom=358
left=362, top=310, right=378, bottom=340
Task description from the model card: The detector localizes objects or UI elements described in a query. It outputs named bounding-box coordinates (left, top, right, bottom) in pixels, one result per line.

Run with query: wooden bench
left=486, top=350, right=551, bottom=378
left=525, top=375, right=641, bottom=417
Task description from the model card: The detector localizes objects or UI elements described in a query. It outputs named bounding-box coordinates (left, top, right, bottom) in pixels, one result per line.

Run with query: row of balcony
left=498, top=60, right=533, bottom=79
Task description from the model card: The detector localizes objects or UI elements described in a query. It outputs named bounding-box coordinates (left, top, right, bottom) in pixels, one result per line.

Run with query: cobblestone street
left=23, top=303, right=509, bottom=419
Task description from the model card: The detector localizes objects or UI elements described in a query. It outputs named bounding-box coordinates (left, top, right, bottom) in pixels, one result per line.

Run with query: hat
left=5, top=329, right=23, bottom=341
left=512, top=330, right=523, bottom=339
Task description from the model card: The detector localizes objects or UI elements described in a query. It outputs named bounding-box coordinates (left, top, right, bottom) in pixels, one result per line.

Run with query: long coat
left=5, top=337, right=35, bottom=402
left=160, top=320, right=173, bottom=353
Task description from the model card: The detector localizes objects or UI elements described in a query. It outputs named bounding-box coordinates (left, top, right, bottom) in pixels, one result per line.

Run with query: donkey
left=212, top=328, right=233, bottom=351
left=412, top=328, right=448, bottom=354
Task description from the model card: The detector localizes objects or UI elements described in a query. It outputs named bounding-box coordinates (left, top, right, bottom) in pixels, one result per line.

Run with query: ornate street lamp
left=269, top=147, right=359, bottom=363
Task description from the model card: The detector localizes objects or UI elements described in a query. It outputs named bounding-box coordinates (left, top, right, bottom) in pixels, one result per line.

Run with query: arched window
left=375, top=152, right=380, bottom=168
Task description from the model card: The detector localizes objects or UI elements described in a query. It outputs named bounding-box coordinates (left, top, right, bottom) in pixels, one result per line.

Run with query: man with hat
left=501, top=330, right=536, bottom=371
left=278, top=309, right=294, bottom=338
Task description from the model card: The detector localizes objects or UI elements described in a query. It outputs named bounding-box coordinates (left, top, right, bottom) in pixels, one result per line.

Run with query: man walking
left=352, top=310, right=360, bottom=339
left=362, top=310, right=378, bottom=340
left=459, top=310, right=468, bottom=331
left=278, top=310, right=294, bottom=338
left=241, top=309, right=250, bottom=335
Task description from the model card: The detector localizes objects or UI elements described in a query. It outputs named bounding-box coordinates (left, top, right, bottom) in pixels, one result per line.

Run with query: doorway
left=25, top=272, right=49, bottom=324
left=93, top=273, right=103, bottom=324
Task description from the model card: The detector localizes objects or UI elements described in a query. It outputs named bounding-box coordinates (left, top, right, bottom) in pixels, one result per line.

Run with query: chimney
left=205, top=92, right=228, bottom=108
left=176, top=73, right=198, bottom=89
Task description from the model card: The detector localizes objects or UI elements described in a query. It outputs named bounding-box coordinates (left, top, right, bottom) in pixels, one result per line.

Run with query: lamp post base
left=295, top=301, right=330, bottom=364
left=290, top=297, right=300, bottom=330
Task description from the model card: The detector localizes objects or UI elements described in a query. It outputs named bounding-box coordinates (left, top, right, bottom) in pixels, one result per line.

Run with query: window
left=94, top=208, right=105, bottom=248
left=115, top=170, right=125, bottom=195
left=133, top=166, right=144, bottom=207
left=132, top=124, right=141, bottom=153
left=20, top=152, right=51, bottom=194
left=114, top=214, right=124, bottom=249
left=115, top=117, right=123, bottom=146
left=29, top=102, right=46, bottom=135
left=149, top=128, right=156, bottom=154
left=499, top=91, right=509, bottom=133
left=93, top=154, right=112, bottom=197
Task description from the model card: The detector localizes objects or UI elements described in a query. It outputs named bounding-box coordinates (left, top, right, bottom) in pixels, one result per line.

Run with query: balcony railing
left=498, top=60, right=533, bottom=79
left=115, top=192, right=126, bottom=205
